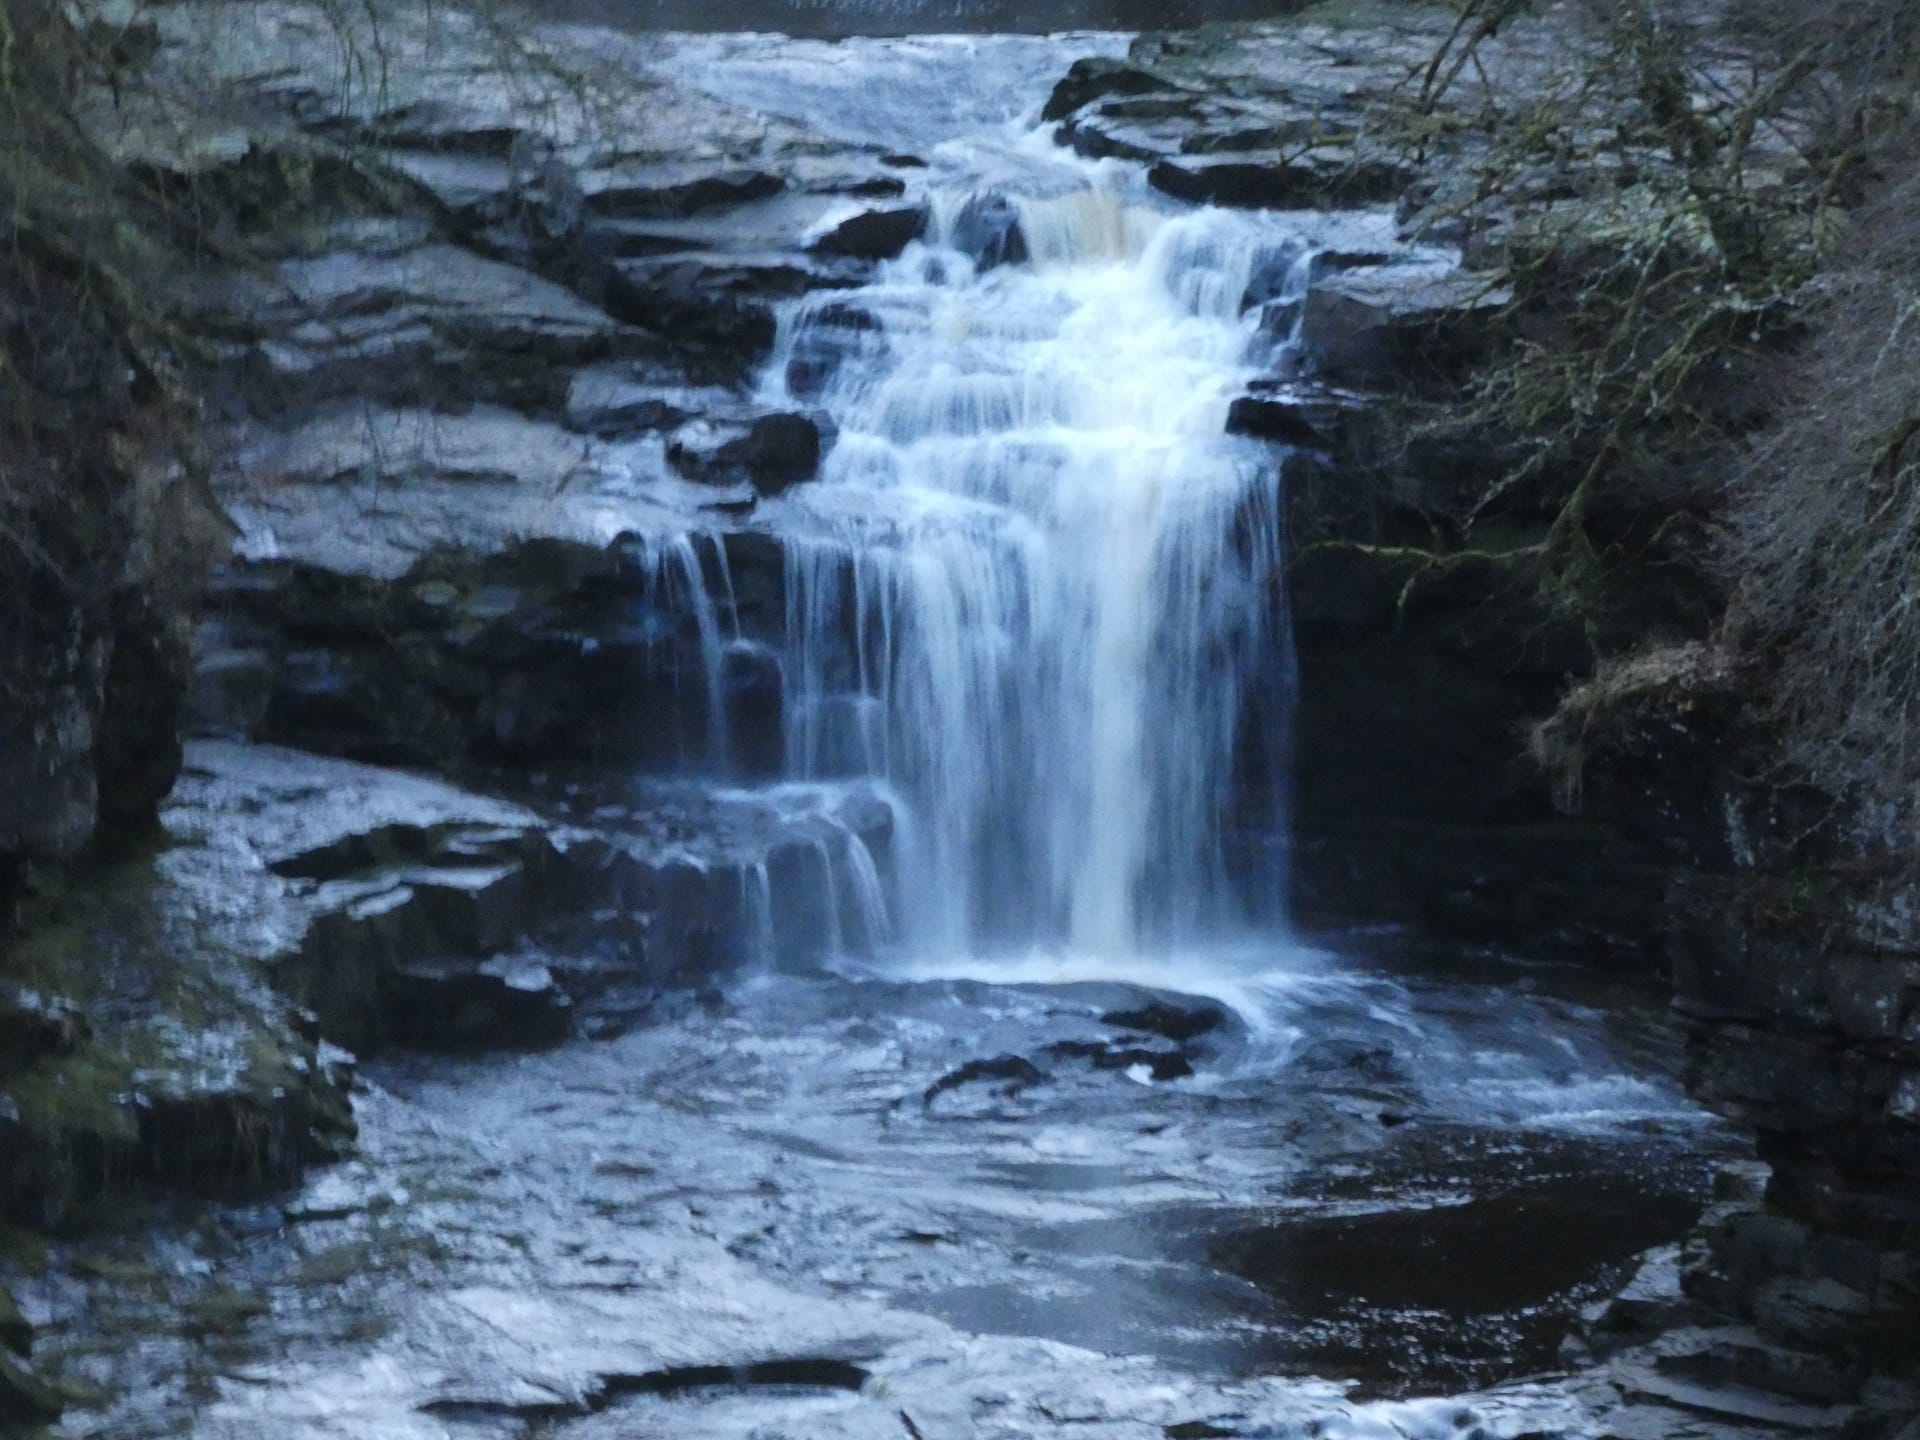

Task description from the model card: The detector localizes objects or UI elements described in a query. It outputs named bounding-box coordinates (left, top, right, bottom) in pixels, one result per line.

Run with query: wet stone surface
left=9, top=942, right=1739, bottom=1438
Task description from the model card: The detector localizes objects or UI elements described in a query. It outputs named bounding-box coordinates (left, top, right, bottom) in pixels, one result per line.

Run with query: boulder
left=810, top=206, right=928, bottom=261
left=668, top=411, right=827, bottom=497
left=740, top=413, right=825, bottom=497
left=950, top=193, right=1029, bottom=272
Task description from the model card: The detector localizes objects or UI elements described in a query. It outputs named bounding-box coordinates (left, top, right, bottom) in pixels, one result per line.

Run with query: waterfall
left=763, top=158, right=1301, bottom=958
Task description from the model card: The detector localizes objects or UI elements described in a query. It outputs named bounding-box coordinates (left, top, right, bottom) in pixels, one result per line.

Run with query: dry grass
left=1722, top=152, right=1920, bottom=825
left=1529, top=640, right=1737, bottom=810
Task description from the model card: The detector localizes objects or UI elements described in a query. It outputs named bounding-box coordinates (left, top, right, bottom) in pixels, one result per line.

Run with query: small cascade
left=634, top=532, right=738, bottom=775
left=765, top=151, right=1304, bottom=959
left=823, top=811, right=895, bottom=955
left=740, top=860, right=776, bottom=970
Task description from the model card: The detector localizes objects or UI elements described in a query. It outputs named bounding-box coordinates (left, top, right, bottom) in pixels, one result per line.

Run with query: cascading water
left=763, top=152, right=1304, bottom=958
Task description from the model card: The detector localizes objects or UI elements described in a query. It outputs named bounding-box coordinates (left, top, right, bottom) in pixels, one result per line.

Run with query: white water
left=763, top=145, right=1308, bottom=957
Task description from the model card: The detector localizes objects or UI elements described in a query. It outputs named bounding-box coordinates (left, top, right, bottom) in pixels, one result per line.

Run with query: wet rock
left=785, top=301, right=888, bottom=400
left=669, top=411, right=827, bottom=496
left=605, top=253, right=857, bottom=383
left=1299, top=269, right=1509, bottom=388
left=923, top=1055, right=1048, bottom=1109
left=390, top=952, right=574, bottom=1051
left=1227, top=392, right=1343, bottom=450
left=1042, top=56, right=1182, bottom=124
left=811, top=206, right=929, bottom=261
left=1149, top=154, right=1412, bottom=211
left=722, top=642, right=786, bottom=780
left=951, top=193, right=1029, bottom=272
left=741, top=413, right=825, bottom=497
left=583, top=166, right=785, bottom=221
left=1049, top=1040, right=1194, bottom=1082
left=564, top=370, right=731, bottom=437
left=217, top=241, right=636, bottom=416
left=1101, top=1000, right=1227, bottom=1046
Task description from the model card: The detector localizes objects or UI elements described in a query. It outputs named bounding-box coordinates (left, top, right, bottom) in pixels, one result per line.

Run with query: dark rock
left=740, top=413, right=824, bottom=497
left=923, top=1055, right=1047, bottom=1109
left=1042, top=57, right=1180, bottom=124
left=389, top=952, right=574, bottom=1051
left=1299, top=268, right=1508, bottom=389
left=811, top=206, right=928, bottom=261
left=721, top=641, right=785, bottom=780
left=669, top=412, right=826, bottom=497
left=0, top=1348, right=61, bottom=1424
left=1049, top=1040, right=1194, bottom=1082
left=1148, top=154, right=1412, bottom=211
left=1102, top=1000, right=1227, bottom=1045
left=564, top=371, right=729, bottom=438
left=602, top=261, right=786, bottom=384
left=1227, top=395, right=1336, bottom=449
left=186, top=630, right=277, bottom=741
left=583, top=166, right=784, bottom=221
left=951, top=193, right=1029, bottom=272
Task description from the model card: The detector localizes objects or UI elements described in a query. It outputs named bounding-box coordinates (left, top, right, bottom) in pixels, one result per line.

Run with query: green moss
left=6, top=1046, right=142, bottom=1147
left=71, top=1256, right=163, bottom=1289
left=295, top=1240, right=374, bottom=1288
left=184, top=1285, right=269, bottom=1336
left=0, top=1227, right=54, bottom=1274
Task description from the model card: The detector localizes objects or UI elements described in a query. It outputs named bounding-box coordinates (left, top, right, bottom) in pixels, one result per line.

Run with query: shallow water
left=20, top=934, right=1735, bottom=1438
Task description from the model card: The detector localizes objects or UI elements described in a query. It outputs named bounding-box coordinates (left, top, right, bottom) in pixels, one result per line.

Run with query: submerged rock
left=923, top=1054, right=1048, bottom=1109
left=951, top=193, right=1029, bottom=272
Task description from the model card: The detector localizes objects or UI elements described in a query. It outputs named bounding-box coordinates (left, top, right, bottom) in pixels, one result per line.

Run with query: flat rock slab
left=218, top=406, right=726, bottom=578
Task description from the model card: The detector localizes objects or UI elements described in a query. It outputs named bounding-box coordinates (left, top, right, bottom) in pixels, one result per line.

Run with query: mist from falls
left=759, top=148, right=1307, bottom=959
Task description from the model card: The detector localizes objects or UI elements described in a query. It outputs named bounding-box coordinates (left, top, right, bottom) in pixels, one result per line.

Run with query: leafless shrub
left=1722, top=150, right=1920, bottom=824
